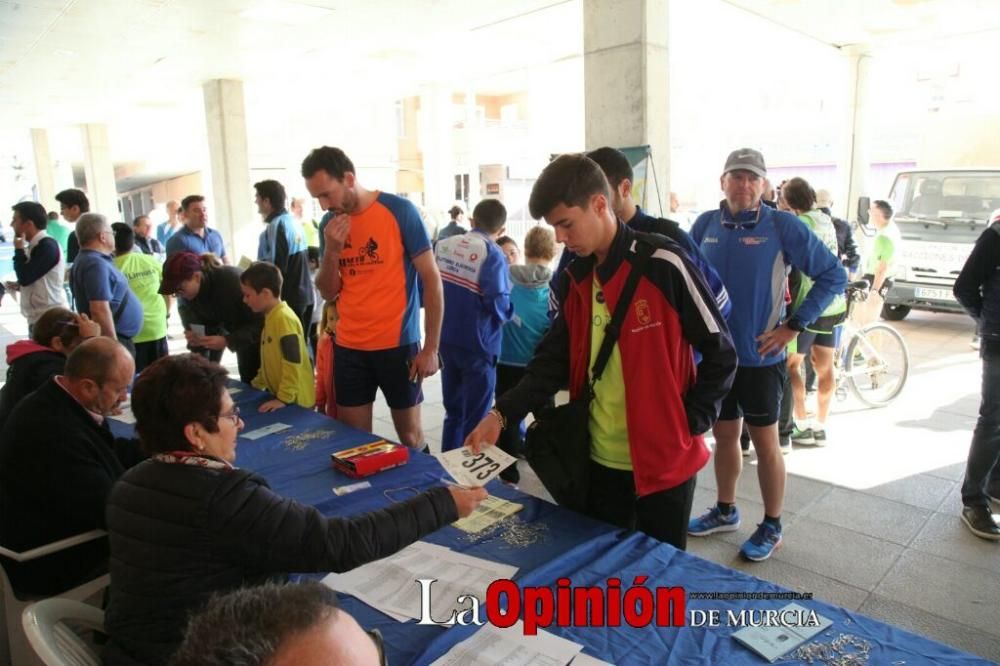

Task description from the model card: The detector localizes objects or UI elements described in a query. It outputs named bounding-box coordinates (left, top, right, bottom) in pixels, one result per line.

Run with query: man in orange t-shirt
left=303, top=146, right=443, bottom=451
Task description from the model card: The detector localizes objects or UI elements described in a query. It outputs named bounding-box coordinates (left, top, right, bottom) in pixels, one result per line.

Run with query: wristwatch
left=785, top=317, right=805, bottom=332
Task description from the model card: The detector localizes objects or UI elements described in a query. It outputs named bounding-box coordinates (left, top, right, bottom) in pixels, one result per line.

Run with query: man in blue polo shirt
left=165, top=195, right=228, bottom=262
left=70, top=213, right=144, bottom=357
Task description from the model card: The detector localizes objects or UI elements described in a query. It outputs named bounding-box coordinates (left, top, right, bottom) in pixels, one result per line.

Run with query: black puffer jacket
left=103, top=459, right=458, bottom=666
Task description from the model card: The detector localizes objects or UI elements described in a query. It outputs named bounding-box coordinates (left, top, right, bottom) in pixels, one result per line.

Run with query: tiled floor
left=2, top=286, right=997, bottom=661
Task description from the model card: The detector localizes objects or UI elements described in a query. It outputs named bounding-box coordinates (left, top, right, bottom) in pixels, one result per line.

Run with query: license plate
left=914, top=287, right=956, bottom=301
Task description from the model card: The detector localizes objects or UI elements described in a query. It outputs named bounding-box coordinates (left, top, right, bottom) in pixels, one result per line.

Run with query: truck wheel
left=881, top=304, right=910, bottom=321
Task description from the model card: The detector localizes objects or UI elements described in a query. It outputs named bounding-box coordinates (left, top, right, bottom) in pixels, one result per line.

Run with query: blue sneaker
left=740, top=522, right=783, bottom=561
left=688, top=506, right=741, bottom=536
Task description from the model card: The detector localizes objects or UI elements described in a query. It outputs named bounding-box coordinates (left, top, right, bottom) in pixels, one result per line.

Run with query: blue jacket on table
left=435, top=229, right=514, bottom=359
left=690, top=202, right=847, bottom=367
left=549, top=207, right=731, bottom=322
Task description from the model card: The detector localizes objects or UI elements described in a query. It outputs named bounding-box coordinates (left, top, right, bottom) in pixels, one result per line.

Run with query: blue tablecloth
left=112, top=382, right=991, bottom=665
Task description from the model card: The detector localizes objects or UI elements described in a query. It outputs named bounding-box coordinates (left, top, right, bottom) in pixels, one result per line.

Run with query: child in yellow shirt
left=240, top=262, right=315, bottom=412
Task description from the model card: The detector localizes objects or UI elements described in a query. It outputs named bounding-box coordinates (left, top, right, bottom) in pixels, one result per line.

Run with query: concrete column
left=30, top=128, right=57, bottom=207
left=79, top=123, right=119, bottom=216
left=418, top=86, right=456, bottom=214
left=465, top=89, right=482, bottom=204
left=203, top=79, right=254, bottom=261
left=840, top=45, right=873, bottom=222
left=583, top=0, right=669, bottom=216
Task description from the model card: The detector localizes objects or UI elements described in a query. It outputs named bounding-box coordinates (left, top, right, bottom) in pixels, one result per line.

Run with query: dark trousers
left=292, top=303, right=315, bottom=364
left=496, top=364, right=525, bottom=482
left=117, top=335, right=135, bottom=360
left=134, top=337, right=168, bottom=374
left=961, top=354, right=1000, bottom=507
left=585, top=461, right=696, bottom=550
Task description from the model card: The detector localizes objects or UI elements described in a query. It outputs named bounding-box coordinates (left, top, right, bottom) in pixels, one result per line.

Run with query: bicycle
left=833, top=280, right=910, bottom=407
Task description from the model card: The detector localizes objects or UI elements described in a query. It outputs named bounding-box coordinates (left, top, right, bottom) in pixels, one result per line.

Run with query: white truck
left=859, top=168, right=1000, bottom=321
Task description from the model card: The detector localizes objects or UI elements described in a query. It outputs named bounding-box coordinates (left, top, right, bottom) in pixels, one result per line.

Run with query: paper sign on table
left=322, top=541, right=517, bottom=623
left=430, top=619, right=583, bottom=666
left=438, top=445, right=517, bottom=487
left=240, top=422, right=292, bottom=440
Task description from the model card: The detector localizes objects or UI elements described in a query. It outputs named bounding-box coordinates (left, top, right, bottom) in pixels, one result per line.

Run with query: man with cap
left=159, top=251, right=263, bottom=382
left=436, top=204, right=468, bottom=243
left=687, top=148, right=846, bottom=561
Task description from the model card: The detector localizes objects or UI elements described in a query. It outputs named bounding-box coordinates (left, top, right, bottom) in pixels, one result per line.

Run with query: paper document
left=438, top=445, right=517, bottom=487
left=570, top=654, right=614, bottom=666
left=238, top=255, right=254, bottom=270
left=323, top=541, right=517, bottom=623
left=452, top=496, right=523, bottom=533
left=240, top=422, right=292, bottom=440
left=227, top=387, right=243, bottom=395
left=109, top=402, right=137, bottom=425
left=430, top=620, right=583, bottom=666
left=732, top=603, right=832, bottom=662
left=188, top=323, right=206, bottom=338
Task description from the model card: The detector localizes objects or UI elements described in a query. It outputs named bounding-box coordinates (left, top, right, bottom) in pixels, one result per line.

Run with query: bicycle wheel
left=844, top=323, right=909, bottom=407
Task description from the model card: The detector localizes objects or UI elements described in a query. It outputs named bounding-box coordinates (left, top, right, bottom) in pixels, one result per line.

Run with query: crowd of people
left=0, top=141, right=996, bottom=664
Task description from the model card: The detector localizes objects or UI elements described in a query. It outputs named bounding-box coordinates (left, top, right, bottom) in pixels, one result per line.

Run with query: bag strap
left=588, top=239, right=656, bottom=393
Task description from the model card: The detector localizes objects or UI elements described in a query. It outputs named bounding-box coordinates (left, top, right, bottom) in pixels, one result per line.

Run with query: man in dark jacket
left=953, top=211, right=1000, bottom=540
left=465, top=153, right=737, bottom=550
left=0, top=337, right=143, bottom=595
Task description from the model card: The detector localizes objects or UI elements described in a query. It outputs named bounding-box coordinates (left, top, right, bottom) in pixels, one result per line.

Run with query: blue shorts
left=334, top=342, right=423, bottom=410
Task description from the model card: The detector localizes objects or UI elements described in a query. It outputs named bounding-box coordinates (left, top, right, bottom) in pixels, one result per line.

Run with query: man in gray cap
left=687, top=148, right=846, bottom=561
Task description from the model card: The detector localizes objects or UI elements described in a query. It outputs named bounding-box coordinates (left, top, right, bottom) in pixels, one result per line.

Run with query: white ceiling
left=0, top=0, right=582, bottom=132
left=722, top=0, right=1000, bottom=49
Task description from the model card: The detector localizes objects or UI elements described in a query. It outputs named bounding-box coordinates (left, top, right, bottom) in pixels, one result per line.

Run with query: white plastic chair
left=0, top=532, right=109, bottom=666
left=21, top=599, right=103, bottom=666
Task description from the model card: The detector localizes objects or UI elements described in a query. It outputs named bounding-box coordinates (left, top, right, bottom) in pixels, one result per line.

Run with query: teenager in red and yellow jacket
left=465, top=154, right=737, bottom=550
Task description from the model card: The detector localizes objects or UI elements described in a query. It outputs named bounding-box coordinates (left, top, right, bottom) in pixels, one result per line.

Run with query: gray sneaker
left=812, top=429, right=827, bottom=447
left=791, top=427, right=815, bottom=446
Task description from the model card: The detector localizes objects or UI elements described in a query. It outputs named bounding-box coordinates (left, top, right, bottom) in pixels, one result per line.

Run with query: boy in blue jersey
left=687, top=149, right=846, bottom=561
left=435, top=199, right=514, bottom=452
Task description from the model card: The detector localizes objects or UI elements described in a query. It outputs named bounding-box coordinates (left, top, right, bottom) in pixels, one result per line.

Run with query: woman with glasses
left=102, top=353, right=486, bottom=666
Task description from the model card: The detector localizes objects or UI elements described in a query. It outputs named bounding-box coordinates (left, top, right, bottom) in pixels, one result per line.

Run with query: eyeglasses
left=219, top=405, right=241, bottom=425
left=366, top=629, right=387, bottom=666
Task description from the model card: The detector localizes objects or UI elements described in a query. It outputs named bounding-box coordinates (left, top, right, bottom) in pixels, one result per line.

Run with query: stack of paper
left=322, top=541, right=517, bottom=623
left=452, top=496, right=523, bottom=533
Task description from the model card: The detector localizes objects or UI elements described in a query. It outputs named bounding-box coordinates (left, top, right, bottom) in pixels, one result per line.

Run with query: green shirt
left=46, top=220, right=72, bottom=259
left=113, top=252, right=166, bottom=343
left=796, top=210, right=846, bottom=322
left=588, top=274, right=631, bottom=471
left=866, top=223, right=900, bottom=277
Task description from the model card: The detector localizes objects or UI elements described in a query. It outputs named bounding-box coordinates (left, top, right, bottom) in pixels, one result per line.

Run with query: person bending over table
left=102, top=353, right=486, bottom=666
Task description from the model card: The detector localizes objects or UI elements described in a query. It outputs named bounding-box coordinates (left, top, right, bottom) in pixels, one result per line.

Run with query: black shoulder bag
left=525, top=240, right=655, bottom=512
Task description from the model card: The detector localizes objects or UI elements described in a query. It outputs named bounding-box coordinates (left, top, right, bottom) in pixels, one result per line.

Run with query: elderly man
left=0, top=337, right=143, bottom=596
left=9, top=201, right=67, bottom=331
left=687, top=148, right=846, bottom=561
left=70, top=213, right=145, bottom=355
left=132, top=214, right=164, bottom=259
